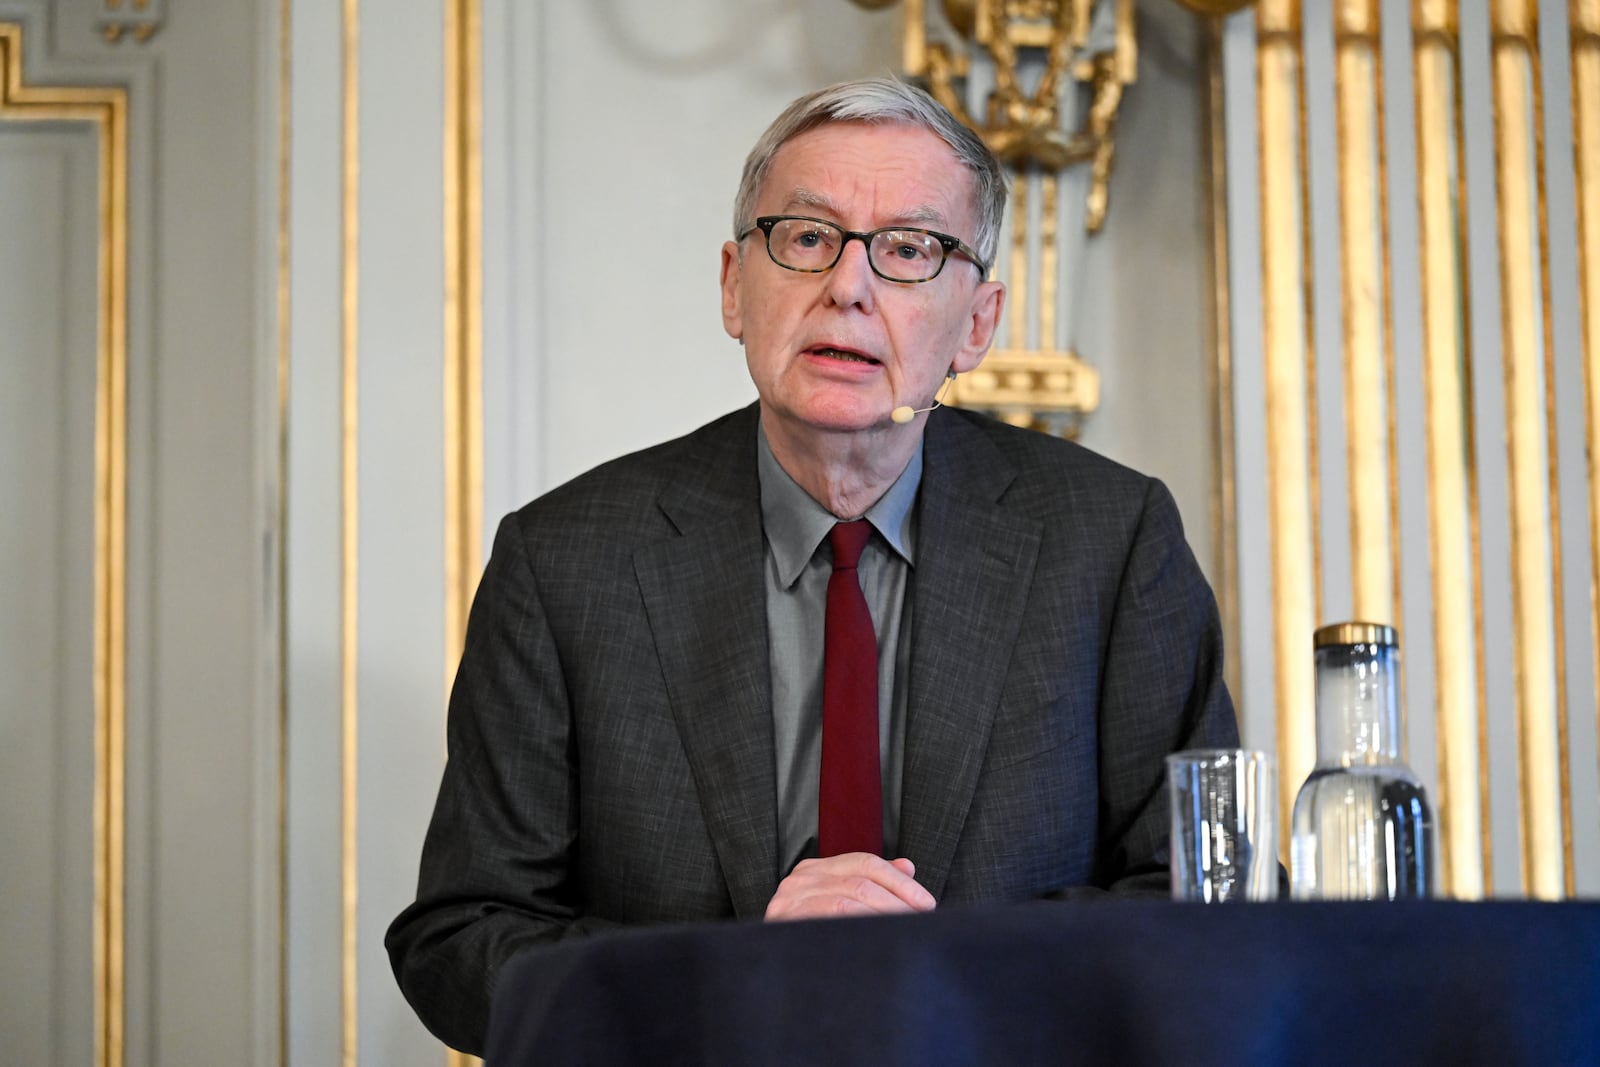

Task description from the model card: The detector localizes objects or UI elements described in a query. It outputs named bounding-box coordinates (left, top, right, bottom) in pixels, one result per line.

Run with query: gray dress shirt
left=756, top=428, right=921, bottom=874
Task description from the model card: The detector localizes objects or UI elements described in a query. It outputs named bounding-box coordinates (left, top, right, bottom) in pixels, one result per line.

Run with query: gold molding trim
left=0, top=22, right=129, bottom=1067
left=1410, top=0, right=1488, bottom=898
left=444, top=0, right=484, bottom=684
left=340, top=0, right=361, bottom=1061
left=1257, top=0, right=1318, bottom=847
left=444, top=1, right=484, bottom=1060
left=1574, top=0, right=1600, bottom=897
left=1489, top=0, right=1567, bottom=899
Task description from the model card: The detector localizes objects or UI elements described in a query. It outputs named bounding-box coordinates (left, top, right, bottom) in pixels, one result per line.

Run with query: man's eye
left=795, top=230, right=826, bottom=248
left=889, top=239, right=934, bottom=261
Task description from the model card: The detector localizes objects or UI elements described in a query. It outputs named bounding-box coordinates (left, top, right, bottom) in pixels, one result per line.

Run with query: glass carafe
left=1290, top=622, right=1433, bottom=899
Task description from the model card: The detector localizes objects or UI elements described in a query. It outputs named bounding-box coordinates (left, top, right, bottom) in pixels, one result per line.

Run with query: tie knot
left=828, top=520, right=873, bottom=571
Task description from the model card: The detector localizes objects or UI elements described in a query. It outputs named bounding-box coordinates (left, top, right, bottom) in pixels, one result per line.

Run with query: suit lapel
left=899, top=412, right=1041, bottom=900
left=633, top=408, right=779, bottom=918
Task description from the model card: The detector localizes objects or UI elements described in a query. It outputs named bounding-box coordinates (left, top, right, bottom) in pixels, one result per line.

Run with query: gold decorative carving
left=872, top=0, right=1134, bottom=229
left=841, top=0, right=1250, bottom=434
left=1490, top=0, right=1569, bottom=900
left=96, top=0, right=162, bottom=45
left=849, top=0, right=1137, bottom=430
left=1411, top=0, right=1489, bottom=899
left=945, top=348, right=1101, bottom=426
left=0, top=21, right=129, bottom=1067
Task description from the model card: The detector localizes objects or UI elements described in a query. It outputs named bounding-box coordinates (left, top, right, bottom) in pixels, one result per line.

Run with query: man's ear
left=952, top=279, right=1005, bottom=374
left=719, top=241, right=743, bottom=341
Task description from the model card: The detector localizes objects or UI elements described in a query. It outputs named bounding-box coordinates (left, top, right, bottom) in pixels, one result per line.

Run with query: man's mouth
left=810, top=346, right=878, bottom=365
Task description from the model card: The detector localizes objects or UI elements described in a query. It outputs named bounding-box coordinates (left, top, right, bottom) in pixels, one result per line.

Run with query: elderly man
left=387, top=77, right=1238, bottom=1055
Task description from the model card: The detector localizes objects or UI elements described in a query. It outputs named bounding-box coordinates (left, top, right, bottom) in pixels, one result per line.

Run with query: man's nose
left=823, top=235, right=877, bottom=312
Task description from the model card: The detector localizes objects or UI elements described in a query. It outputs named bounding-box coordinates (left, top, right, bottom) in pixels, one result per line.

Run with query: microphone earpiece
left=890, top=369, right=958, bottom=425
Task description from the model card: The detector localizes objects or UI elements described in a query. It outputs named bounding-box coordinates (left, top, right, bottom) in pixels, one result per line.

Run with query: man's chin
left=764, top=400, right=900, bottom=438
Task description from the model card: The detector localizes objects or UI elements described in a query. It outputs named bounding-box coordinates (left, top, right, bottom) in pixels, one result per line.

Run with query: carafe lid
left=1314, top=621, right=1397, bottom=648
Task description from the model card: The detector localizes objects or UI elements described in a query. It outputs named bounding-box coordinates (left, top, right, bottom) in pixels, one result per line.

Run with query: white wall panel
left=354, top=1, right=449, bottom=1063
left=283, top=0, right=344, bottom=1062
left=0, top=127, right=98, bottom=1067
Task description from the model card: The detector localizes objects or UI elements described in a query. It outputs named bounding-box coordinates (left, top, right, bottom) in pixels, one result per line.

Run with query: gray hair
left=732, top=77, right=1007, bottom=270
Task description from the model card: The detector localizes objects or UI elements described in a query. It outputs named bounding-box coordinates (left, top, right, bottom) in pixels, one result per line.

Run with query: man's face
left=720, top=122, right=1004, bottom=442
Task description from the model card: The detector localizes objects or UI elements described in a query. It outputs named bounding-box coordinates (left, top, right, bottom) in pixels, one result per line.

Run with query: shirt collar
left=756, top=423, right=922, bottom=589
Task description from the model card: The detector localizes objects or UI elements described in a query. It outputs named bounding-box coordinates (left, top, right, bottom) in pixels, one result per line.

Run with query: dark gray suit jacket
left=386, top=403, right=1238, bottom=1054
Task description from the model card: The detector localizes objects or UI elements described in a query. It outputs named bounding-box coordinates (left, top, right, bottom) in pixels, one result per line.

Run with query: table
left=486, top=899, right=1600, bottom=1065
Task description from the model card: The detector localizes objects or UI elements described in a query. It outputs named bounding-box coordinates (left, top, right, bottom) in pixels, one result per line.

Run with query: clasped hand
left=764, top=853, right=936, bottom=921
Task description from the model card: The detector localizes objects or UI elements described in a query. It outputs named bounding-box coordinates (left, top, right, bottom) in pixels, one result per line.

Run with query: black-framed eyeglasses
left=738, top=215, right=989, bottom=283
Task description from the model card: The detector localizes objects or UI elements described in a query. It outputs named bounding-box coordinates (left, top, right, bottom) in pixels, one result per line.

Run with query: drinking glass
left=1166, top=749, right=1277, bottom=902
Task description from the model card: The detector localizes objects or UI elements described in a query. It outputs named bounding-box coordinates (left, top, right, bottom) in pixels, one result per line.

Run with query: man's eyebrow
left=781, top=188, right=950, bottom=229
left=891, top=205, right=949, bottom=228
left=783, top=189, right=845, bottom=217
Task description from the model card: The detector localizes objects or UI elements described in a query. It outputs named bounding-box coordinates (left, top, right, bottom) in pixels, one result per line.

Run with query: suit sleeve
left=1092, top=476, right=1240, bottom=895
left=385, top=514, right=618, bottom=1056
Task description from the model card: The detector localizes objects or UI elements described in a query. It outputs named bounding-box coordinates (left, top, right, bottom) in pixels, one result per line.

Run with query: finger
left=765, top=880, right=890, bottom=921
left=810, top=856, right=934, bottom=912
left=767, top=860, right=932, bottom=920
left=832, top=871, right=930, bottom=914
left=866, top=857, right=935, bottom=910
left=830, top=853, right=935, bottom=910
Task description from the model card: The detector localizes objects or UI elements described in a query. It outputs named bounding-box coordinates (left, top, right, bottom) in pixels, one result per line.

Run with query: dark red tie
left=818, top=520, right=883, bottom=857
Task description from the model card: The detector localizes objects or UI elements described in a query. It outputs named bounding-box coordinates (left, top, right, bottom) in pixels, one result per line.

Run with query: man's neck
left=760, top=409, right=922, bottom=519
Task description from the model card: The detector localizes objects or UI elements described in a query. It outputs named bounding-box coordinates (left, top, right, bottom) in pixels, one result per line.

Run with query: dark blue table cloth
left=486, top=899, right=1600, bottom=1066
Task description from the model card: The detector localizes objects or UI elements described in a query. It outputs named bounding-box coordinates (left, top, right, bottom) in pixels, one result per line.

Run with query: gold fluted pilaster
left=1334, top=0, right=1398, bottom=628
left=1490, top=0, right=1568, bottom=899
left=1411, top=0, right=1489, bottom=899
left=0, top=23, right=129, bottom=1067
left=1573, top=0, right=1600, bottom=899
left=1257, top=0, right=1318, bottom=842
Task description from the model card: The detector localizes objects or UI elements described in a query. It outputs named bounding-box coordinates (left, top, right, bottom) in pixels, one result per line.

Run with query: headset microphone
left=890, top=369, right=958, bottom=425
